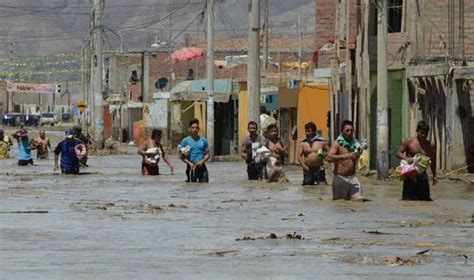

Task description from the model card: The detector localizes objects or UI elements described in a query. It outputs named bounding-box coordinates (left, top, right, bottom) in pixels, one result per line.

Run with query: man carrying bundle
left=298, top=122, right=328, bottom=185
left=396, top=120, right=437, bottom=201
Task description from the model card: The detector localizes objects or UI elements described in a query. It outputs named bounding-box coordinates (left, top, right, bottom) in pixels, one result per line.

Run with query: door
left=468, top=117, right=474, bottom=173
left=390, top=79, right=403, bottom=168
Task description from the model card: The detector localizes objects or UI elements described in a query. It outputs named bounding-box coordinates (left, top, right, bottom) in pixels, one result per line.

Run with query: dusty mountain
left=0, top=0, right=314, bottom=57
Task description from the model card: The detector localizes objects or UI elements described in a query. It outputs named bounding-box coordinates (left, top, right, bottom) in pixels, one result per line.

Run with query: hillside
left=0, top=0, right=315, bottom=58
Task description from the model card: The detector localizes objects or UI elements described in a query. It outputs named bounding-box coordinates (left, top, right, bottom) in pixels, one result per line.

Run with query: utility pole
left=330, top=1, right=342, bottom=140
left=248, top=0, right=261, bottom=123
left=91, top=0, right=104, bottom=149
left=376, top=0, right=389, bottom=178
left=345, top=0, right=352, bottom=120
left=207, top=0, right=215, bottom=161
left=263, top=0, right=269, bottom=69
left=168, top=0, right=173, bottom=91
left=80, top=41, right=86, bottom=127
left=298, top=12, right=302, bottom=82
left=66, top=81, right=70, bottom=118
left=119, top=31, right=123, bottom=53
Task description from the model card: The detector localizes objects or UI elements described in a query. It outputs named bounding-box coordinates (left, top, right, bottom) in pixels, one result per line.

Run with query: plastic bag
left=414, top=154, right=431, bottom=173
left=75, top=144, right=87, bottom=160
left=144, top=147, right=161, bottom=165
left=256, top=146, right=271, bottom=161
left=177, top=145, right=191, bottom=157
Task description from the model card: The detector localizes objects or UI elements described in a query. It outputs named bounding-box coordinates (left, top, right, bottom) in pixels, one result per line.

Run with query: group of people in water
left=0, top=126, right=88, bottom=174
left=1, top=116, right=437, bottom=202
left=138, top=117, right=437, bottom=202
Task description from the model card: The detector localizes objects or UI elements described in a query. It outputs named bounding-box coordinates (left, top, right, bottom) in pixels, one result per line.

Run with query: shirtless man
left=265, top=124, right=288, bottom=183
left=327, top=120, right=364, bottom=202
left=34, top=130, right=51, bottom=159
left=240, top=121, right=265, bottom=180
left=298, top=122, right=328, bottom=185
left=396, top=120, right=437, bottom=201
left=138, top=129, right=174, bottom=176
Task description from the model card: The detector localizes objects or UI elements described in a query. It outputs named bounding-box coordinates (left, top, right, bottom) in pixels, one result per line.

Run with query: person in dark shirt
left=240, top=121, right=265, bottom=180
left=54, top=128, right=86, bottom=174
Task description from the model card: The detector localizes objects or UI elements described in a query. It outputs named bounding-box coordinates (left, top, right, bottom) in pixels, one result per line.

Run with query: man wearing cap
left=12, top=129, right=35, bottom=166
left=54, top=128, right=86, bottom=174
left=0, top=129, right=14, bottom=159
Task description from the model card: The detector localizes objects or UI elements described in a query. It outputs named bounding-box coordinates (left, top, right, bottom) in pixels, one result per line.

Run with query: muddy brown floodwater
left=0, top=139, right=473, bottom=279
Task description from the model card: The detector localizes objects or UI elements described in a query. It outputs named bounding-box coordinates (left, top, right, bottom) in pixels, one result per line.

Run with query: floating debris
left=168, top=203, right=188, bottom=208
left=236, top=232, right=305, bottom=241
left=363, top=230, right=399, bottom=235
left=416, top=249, right=431, bottom=255
left=323, top=237, right=344, bottom=244
left=0, top=210, right=48, bottom=214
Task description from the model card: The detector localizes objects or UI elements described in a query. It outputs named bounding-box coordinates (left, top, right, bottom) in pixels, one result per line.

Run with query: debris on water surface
left=168, top=203, right=188, bottom=208
left=286, top=232, right=303, bottom=239
left=340, top=255, right=425, bottom=266
left=221, top=199, right=249, bottom=203
left=236, top=232, right=305, bottom=241
left=323, top=237, right=344, bottom=244
left=380, top=256, right=423, bottom=266
left=363, top=230, right=399, bottom=235
left=416, top=249, right=431, bottom=255
left=70, top=200, right=164, bottom=215
left=200, top=250, right=239, bottom=257
left=0, top=210, right=49, bottom=214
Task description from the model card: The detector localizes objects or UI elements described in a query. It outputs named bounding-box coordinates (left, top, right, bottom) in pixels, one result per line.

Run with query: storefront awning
left=170, top=79, right=236, bottom=103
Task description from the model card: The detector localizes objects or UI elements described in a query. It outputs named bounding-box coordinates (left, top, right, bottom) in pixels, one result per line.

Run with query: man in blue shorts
left=179, top=118, right=210, bottom=182
left=54, top=128, right=86, bottom=174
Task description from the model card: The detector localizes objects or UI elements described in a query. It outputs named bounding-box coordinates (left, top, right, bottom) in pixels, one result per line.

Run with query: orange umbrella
left=171, top=47, right=205, bottom=64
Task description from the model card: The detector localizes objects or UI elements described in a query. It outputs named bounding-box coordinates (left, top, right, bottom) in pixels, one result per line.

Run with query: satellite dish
left=155, top=77, right=169, bottom=89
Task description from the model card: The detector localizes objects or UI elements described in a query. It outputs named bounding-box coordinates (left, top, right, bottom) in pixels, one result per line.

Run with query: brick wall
left=314, top=0, right=360, bottom=49
left=421, top=0, right=474, bottom=57
left=147, top=50, right=310, bottom=93
left=110, top=49, right=312, bottom=102
left=112, top=55, right=142, bottom=102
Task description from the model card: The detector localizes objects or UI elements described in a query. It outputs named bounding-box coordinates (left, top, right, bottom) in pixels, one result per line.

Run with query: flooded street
left=1, top=141, right=473, bottom=279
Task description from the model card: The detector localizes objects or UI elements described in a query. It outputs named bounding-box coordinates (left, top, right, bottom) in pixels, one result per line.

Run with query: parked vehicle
left=2, top=113, right=16, bottom=126
left=39, top=112, right=58, bottom=126
left=61, top=113, right=70, bottom=122
left=26, top=114, right=40, bottom=127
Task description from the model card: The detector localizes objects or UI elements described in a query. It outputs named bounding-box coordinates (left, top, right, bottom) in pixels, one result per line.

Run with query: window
left=370, top=0, right=403, bottom=35
left=388, top=0, right=403, bottom=33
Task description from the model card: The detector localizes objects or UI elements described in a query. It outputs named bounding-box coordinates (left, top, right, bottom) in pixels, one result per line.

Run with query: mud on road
left=0, top=150, right=473, bottom=279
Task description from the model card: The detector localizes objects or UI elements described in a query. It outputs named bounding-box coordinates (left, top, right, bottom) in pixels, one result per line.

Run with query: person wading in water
left=396, top=120, right=437, bottom=201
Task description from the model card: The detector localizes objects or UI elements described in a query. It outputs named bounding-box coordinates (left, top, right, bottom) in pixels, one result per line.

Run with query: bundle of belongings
left=256, top=146, right=271, bottom=162
left=336, top=135, right=369, bottom=154
left=177, top=145, right=191, bottom=157
left=144, top=147, right=162, bottom=165
left=395, top=154, right=431, bottom=178
left=75, top=144, right=87, bottom=161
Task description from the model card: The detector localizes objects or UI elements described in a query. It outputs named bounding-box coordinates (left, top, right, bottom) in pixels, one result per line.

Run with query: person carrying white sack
left=138, top=129, right=174, bottom=176
left=263, top=124, right=288, bottom=183
left=240, top=121, right=266, bottom=180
